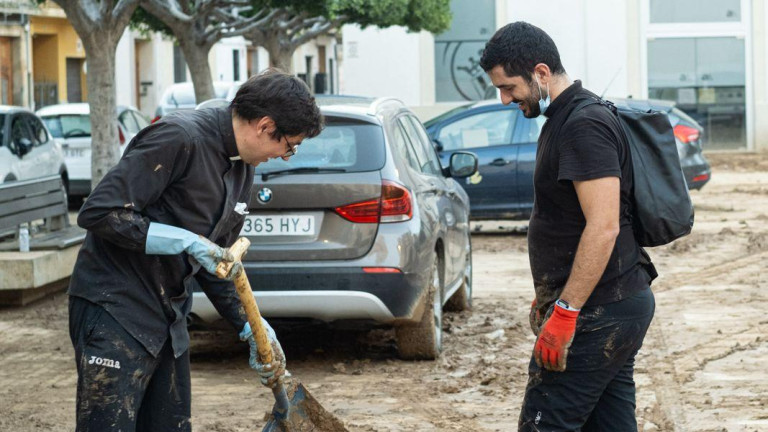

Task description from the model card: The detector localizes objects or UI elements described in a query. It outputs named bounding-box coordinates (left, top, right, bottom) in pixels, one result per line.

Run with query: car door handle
left=490, top=158, right=508, bottom=166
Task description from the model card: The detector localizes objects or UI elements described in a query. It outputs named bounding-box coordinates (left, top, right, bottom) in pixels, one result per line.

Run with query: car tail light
left=692, top=173, right=710, bottom=183
left=334, top=180, right=413, bottom=223
left=362, top=267, right=402, bottom=273
left=674, top=124, right=700, bottom=144
left=118, top=128, right=125, bottom=145
left=151, top=115, right=161, bottom=124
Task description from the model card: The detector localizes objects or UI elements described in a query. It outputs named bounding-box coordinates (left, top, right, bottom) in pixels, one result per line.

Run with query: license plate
left=64, top=148, right=85, bottom=158
left=240, top=215, right=315, bottom=236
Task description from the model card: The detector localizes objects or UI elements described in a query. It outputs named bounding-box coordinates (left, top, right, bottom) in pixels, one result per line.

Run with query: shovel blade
left=262, top=381, right=347, bottom=432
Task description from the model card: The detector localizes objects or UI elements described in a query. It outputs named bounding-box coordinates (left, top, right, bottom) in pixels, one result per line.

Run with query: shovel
left=216, top=237, right=347, bottom=432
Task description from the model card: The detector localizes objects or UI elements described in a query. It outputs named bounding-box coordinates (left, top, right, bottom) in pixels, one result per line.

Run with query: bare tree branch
left=142, top=0, right=193, bottom=24
left=279, top=12, right=306, bottom=31
left=291, top=16, right=346, bottom=48
left=112, top=0, right=142, bottom=23
left=215, top=7, right=278, bottom=38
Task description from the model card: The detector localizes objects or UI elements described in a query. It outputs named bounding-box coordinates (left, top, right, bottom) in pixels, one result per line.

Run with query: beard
left=516, top=80, right=544, bottom=118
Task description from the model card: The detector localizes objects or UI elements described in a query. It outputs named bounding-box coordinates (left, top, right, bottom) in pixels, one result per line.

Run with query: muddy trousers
left=519, top=287, right=655, bottom=432
left=69, top=296, right=191, bottom=432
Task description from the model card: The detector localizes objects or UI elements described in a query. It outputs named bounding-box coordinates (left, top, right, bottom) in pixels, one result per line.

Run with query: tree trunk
left=81, top=39, right=121, bottom=189
left=178, top=38, right=216, bottom=103
left=265, top=38, right=295, bottom=74
left=52, top=0, right=140, bottom=190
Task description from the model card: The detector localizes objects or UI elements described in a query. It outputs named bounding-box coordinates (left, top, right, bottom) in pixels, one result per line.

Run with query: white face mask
left=535, top=75, right=551, bottom=116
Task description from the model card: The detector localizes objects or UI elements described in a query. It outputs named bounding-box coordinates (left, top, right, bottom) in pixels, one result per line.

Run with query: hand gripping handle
left=216, top=237, right=273, bottom=364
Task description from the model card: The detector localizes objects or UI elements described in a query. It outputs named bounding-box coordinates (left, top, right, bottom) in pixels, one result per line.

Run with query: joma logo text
left=88, top=355, right=121, bottom=369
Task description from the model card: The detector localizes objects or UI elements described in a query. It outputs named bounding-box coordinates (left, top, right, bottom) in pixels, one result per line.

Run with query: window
left=173, top=45, right=187, bottom=83
left=650, top=0, right=740, bottom=23
left=511, top=112, right=546, bottom=144
left=233, top=49, right=241, bottom=81
left=389, top=122, right=421, bottom=172
left=648, top=37, right=746, bottom=149
left=253, top=121, right=386, bottom=174
left=119, top=110, right=140, bottom=135
left=10, top=115, right=33, bottom=155
left=399, top=116, right=441, bottom=175
left=0, top=114, right=6, bottom=146
left=41, top=114, right=91, bottom=139
left=132, top=111, right=150, bottom=130
left=28, top=116, right=50, bottom=146
left=437, top=110, right=515, bottom=151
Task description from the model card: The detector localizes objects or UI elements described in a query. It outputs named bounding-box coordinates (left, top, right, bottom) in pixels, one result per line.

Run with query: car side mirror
left=448, top=151, right=478, bottom=178
left=16, top=138, right=33, bottom=157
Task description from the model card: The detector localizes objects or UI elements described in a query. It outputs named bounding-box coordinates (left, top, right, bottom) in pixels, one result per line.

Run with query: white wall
left=114, top=31, right=135, bottom=108
left=341, top=24, right=434, bottom=106
left=504, top=0, right=630, bottom=98
left=212, top=36, right=248, bottom=82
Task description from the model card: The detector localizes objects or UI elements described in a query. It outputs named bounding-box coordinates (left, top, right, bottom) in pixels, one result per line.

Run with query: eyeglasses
left=282, top=136, right=301, bottom=158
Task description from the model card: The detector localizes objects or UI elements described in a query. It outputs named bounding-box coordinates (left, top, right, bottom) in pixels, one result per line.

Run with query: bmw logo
left=257, top=187, right=272, bottom=204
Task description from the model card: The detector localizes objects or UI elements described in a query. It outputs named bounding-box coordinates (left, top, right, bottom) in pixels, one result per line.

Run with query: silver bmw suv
left=192, top=97, right=478, bottom=359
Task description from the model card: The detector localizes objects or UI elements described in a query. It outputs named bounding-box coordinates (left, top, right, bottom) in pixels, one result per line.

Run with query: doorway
left=66, top=58, right=84, bottom=103
left=0, top=37, right=12, bottom=105
left=644, top=0, right=751, bottom=150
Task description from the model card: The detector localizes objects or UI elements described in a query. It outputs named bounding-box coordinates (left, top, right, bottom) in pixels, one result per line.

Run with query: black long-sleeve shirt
left=69, top=107, right=253, bottom=358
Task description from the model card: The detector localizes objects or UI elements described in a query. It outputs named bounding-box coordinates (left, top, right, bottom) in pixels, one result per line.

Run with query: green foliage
left=246, top=0, right=451, bottom=34
left=130, top=6, right=174, bottom=39
left=330, top=0, right=450, bottom=33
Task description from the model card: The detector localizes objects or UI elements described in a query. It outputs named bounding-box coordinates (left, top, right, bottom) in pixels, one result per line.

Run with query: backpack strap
left=573, top=95, right=614, bottom=115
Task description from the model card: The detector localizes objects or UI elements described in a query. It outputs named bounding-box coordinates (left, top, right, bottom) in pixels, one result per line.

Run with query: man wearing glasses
left=67, top=69, right=323, bottom=431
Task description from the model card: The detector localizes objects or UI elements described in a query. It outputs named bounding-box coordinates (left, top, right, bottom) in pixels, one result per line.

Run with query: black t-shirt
left=528, top=81, right=650, bottom=309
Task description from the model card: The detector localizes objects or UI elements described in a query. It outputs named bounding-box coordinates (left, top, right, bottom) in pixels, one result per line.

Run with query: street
left=0, top=154, right=766, bottom=432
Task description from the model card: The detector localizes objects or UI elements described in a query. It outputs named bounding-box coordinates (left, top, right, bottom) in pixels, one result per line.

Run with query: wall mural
left=435, top=0, right=496, bottom=102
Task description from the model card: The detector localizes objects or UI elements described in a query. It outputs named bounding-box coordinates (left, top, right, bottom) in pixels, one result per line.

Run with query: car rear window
left=41, top=114, right=91, bottom=138
left=0, top=114, right=4, bottom=144
left=253, top=119, right=386, bottom=174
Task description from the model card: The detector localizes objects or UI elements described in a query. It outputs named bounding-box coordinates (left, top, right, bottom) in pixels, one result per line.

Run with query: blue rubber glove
left=145, top=223, right=234, bottom=276
left=239, top=318, right=287, bottom=388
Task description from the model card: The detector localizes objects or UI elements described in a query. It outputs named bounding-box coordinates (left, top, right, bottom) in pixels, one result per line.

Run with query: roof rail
left=367, top=97, right=405, bottom=115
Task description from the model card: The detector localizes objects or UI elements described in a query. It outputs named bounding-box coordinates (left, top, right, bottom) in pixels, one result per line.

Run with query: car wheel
left=396, top=254, right=442, bottom=360
left=446, top=235, right=472, bottom=311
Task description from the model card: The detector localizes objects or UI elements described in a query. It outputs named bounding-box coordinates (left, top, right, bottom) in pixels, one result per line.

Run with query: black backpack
left=575, top=97, right=694, bottom=248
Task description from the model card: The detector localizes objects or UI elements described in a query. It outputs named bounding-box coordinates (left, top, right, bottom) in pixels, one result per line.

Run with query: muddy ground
left=0, top=153, right=766, bottom=431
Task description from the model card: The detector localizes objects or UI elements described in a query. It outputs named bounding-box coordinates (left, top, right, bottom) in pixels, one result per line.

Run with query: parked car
left=424, top=97, right=712, bottom=220
left=37, top=103, right=150, bottom=201
left=0, top=105, right=67, bottom=189
left=153, top=81, right=235, bottom=122
left=191, top=97, right=478, bottom=359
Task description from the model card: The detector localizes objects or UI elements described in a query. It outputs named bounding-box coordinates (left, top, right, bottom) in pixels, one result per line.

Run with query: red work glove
left=534, top=302, right=579, bottom=371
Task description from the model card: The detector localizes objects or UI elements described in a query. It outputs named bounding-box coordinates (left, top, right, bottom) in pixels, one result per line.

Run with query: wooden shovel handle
left=216, top=237, right=250, bottom=278
left=217, top=237, right=274, bottom=364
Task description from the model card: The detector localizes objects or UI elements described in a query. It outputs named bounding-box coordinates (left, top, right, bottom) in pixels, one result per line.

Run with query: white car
left=37, top=103, right=150, bottom=201
left=153, top=81, right=236, bottom=122
left=0, top=105, right=67, bottom=188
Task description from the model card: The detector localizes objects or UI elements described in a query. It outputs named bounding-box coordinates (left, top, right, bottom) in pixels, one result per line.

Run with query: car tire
left=396, top=254, right=442, bottom=360
left=446, top=235, right=472, bottom=312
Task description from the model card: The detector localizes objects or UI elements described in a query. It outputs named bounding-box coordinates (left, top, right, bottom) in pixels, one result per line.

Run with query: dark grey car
left=191, top=97, right=478, bottom=359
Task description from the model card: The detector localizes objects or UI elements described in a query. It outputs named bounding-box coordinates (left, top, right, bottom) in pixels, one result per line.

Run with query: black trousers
left=69, top=296, right=191, bottom=432
left=519, top=287, right=655, bottom=432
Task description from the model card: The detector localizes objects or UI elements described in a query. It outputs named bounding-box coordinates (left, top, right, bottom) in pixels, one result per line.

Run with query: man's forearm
left=559, top=224, right=618, bottom=309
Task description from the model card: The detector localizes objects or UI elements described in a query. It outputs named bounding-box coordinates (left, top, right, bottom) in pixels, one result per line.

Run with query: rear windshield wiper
left=260, top=167, right=347, bottom=181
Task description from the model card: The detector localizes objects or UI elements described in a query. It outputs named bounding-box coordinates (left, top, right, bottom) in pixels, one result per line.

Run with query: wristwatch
left=555, top=298, right=581, bottom=312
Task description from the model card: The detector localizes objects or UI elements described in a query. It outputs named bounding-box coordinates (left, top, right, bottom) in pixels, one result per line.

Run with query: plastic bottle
left=19, top=223, right=30, bottom=253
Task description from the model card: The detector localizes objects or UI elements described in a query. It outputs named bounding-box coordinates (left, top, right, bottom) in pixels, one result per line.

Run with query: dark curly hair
left=480, top=22, right=566, bottom=82
left=229, top=68, right=324, bottom=139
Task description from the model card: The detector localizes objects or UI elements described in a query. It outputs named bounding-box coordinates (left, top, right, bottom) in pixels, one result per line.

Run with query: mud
left=0, top=154, right=767, bottom=431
